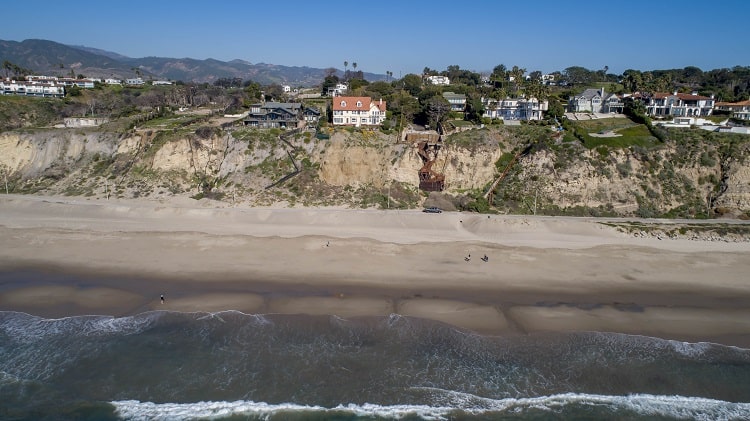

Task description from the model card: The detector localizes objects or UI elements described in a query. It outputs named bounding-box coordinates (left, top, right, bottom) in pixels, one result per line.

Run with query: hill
left=0, top=38, right=386, bottom=86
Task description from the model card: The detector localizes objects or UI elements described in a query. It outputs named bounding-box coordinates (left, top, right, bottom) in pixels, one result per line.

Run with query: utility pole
left=533, top=188, right=538, bottom=215
left=4, top=170, right=8, bottom=195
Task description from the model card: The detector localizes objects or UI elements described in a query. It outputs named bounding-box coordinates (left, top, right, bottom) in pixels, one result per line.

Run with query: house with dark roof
left=567, top=88, right=623, bottom=114
left=331, top=96, right=387, bottom=127
left=442, top=92, right=467, bottom=112
left=243, top=102, right=305, bottom=128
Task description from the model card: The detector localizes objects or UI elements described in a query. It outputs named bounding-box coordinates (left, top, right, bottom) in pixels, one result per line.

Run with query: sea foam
left=112, top=393, right=750, bottom=421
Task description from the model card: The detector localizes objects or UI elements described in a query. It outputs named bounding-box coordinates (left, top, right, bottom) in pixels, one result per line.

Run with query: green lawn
left=569, top=117, right=658, bottom=149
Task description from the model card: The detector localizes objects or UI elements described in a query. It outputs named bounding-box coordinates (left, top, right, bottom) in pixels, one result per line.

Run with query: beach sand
left=1, top=194, right=750, bottom=347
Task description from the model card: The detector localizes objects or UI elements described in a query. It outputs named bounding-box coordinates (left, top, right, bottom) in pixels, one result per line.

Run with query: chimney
left=673, top=90, right=678, bottom=95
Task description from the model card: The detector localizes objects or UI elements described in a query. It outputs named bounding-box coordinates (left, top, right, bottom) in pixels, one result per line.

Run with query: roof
left=575, top=88, right=604, bottom=100
left=715, top=100, right=750, bottom=106
left=442, top=92, right=466, bottom=100
left=652, top=92, right=712, bottom=100
left=263, top=102, right=301, bottom=110
left=332, top=96, right=386, bottom=112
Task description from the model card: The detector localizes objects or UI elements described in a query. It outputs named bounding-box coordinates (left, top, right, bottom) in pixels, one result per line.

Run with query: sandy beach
left=1, top=194, right=750, bottom=347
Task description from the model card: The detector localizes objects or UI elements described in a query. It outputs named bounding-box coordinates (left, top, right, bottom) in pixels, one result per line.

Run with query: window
left=356, top=101, right=362, bottom=107
left=340, top=100, right=346, bottom=107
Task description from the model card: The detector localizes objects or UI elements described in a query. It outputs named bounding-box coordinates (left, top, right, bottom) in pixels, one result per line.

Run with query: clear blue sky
left=2, top=0, right=749, bottom=77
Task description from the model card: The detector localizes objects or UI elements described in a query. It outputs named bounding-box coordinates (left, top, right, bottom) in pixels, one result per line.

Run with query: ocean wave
left=0, top=311, right=162, bottom=341
left=111, top=393, right=750, bottom=420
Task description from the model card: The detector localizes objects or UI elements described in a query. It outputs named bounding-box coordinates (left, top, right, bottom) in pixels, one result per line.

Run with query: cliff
left=1, top=123, right=749, bottom=219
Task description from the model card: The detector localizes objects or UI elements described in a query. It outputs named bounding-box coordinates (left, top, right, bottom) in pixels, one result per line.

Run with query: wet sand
left=2, top=194, right=750, bottom=347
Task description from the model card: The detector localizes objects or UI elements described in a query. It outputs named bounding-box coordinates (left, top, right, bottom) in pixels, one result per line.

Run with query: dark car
left=422, top=207, right=443, bottom=213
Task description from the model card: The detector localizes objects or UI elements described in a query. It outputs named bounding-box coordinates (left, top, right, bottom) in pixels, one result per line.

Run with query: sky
left=2, top=0, right=749, bottom=77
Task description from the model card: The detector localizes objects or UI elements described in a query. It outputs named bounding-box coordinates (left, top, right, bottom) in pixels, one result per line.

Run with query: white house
left=283, top=85, right=291, bottom=93
left=125, top=78, right=145, bottom=86
left=641, top=91, right=714, bottom=117
left=331, top=96, right=387, bottom=127
left=426, top=75, right=450, bottom=85
left=442, top=92, right=467, bottom=112
left=714, top=100, right=750, bottom=120
left=1, top=79, right=65, bottom=97
left=327, top=83, right=348, bottom=97
left=482, top=97, right=548, bottom=121
left=151, top=80, right=173, bottom=86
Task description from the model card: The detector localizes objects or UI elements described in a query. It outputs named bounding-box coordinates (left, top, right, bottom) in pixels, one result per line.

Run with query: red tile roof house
left=642, top=91, right=715, bottom=117
left=331, top=96, right=387, bottom=127
left=714, top=100, right=750, bottom=121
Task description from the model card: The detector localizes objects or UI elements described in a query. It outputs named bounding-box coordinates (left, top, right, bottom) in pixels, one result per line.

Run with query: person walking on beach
left=161, top=294, right=165, bottom=304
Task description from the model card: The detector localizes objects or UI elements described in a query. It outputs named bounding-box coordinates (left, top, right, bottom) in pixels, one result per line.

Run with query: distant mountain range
left=0, top=39, right=385, bottom=86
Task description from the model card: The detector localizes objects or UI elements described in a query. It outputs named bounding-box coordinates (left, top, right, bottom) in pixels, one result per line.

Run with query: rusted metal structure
left=415, top=138, right=445, bottom=192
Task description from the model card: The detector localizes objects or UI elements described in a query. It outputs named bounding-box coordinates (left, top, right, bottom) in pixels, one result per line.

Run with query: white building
left=482, top=97, right=548, bottom=121
left=568, top=88, right=624, bottom=113
left=1, top=79, right=65, bottom=97
left=327, top=83, right=348, bottom=97
left=641, top=91, right=714, bottom=117
left=426, top=75, right=450, bottom=85
left=442, top=92, right=466, bottom=112
left=331, top=96, right=387, bottom=127
left=714, top=100, right=750, bottom=120
left=125, top=78, right=145, bottom=86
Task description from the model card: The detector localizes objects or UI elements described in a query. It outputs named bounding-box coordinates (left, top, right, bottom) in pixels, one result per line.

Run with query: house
left=567, top=88, right=623, bottom=113
left=303, top=106, right=321, bottom=124
left=243, top=102, right=305, bottom=129
left=640, top=91, right=714, bottom=117
left=327, top=83, right=348, bottom=97
left=714, top=100, right=750, bottom=120
left=426, top=75, right=450, bottom=85
left=125, top=78, right=145, bottom=86
left=283, top=85, right=291, bottom=93
left=105, top=79, right=122, bottom=85
left=331, top=96, right=387, bottom=127
left=442, top=92, right=466, bottom=112
left=151, top=80, right=173, bottom=86
left=482, top=97, right=549, bottom=121
left=0, top=79, right=65, bottom=97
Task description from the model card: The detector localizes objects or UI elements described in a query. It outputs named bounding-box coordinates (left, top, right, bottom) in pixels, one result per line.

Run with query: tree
left=465, top=94, right=485, bottom=123
left=344, top=61, right=348, bottom=80
left=401, top=74, right=423, bottom=96
left=321, top=73, right=339, bottom=96
left=424, top=95, right=451, bottom=129
left=2, top=60, right=12, bottom=79
left=547, top=98, right=565, bottom=119
left=509, top=66, right=526, bottom=94
left=622, top=69, right=643, bottom=92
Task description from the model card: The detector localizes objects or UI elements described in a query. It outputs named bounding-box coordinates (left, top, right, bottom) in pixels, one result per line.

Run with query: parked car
left=422, top=207, right=443, bottom=213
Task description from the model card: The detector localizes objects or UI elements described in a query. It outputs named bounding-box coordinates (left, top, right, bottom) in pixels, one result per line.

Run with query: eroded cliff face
left=1, top=126, right=749, bottom=217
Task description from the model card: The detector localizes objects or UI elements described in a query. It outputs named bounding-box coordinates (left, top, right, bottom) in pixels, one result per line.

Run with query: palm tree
left=352, top=62, right=357, bottom=77
left=344, top=61, right=348, bottom=80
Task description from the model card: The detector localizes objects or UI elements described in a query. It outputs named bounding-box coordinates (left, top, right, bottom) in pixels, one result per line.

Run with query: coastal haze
left=3, top=0, right=750, bottom=419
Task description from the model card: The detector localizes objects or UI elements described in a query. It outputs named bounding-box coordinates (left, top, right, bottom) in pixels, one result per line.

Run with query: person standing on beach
left=161, top=294, right=165, bottom=304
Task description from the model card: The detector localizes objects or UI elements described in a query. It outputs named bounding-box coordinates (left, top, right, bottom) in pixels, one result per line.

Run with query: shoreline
left=2, top=194, right=750, bottom=347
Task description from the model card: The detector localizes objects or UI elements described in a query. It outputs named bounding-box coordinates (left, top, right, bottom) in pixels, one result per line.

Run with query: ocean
left=1, top=310, right=750, bottom=420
